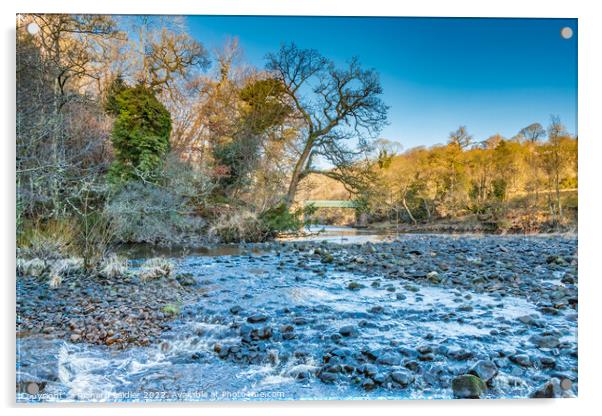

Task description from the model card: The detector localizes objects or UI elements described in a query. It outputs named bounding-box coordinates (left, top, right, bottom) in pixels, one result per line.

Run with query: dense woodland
left=16, top=14, right=577, bottom=267
left=304, top=123, right=577, bottom=232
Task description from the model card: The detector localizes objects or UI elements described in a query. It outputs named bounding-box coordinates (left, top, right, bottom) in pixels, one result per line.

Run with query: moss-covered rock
left=161, top=303, right=180, bottom=316
left=320, top=252, right=334, bottom=263
left=347, top=281, right=365, bottom=290
left=176, top=273, right=196, bottom=286
left=451, top=374, right=487, bottom=399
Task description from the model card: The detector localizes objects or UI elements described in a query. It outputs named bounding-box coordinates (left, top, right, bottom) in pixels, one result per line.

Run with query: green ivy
left=107, top=82, right=171, bottom=183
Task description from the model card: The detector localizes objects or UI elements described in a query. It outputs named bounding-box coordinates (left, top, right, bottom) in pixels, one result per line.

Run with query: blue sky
left=187, top=16, right=577, bottom=149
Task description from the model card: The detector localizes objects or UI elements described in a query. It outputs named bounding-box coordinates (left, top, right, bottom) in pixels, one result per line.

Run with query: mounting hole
left=27, top=22, right=40, bottom=35
left=561, top=27, right=573, bottom=40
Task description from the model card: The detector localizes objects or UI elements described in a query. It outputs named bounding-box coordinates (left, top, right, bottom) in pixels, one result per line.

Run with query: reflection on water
left=119, top=225, right=396, bottom=259
left=279, top=225, right=396, bottom=245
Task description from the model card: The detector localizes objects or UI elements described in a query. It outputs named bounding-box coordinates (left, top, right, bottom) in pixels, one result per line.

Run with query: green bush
left=107, top=83, right=172, bottom=183
left=259, top=203, right=315, bottom=236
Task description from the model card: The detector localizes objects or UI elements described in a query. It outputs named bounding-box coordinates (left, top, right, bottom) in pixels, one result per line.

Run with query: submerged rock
left=517, top=314, right=543, bottom=327
left=376, top=353, right=401, bottom=366
left=175, top=273, right=196, bottom=286
left=368, top=305, right=384, bottom=314
left=286, top=364, right=319, bottom=380
left=229, top=305, right=242, bottom=315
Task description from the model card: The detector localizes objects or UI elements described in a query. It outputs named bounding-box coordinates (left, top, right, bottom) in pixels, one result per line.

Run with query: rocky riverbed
left=17, top=264, right=204, bottom=349
left=16, top=233, right=578, bottom=402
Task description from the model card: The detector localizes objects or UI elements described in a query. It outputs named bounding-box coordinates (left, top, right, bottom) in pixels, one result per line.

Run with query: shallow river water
left=16, top=229, right=578, bottom=402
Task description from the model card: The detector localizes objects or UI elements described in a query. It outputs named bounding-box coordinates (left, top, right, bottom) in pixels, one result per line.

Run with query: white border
left=2, top=1, right=601, bottom=415
left=7, top=0, right=584, bottom=17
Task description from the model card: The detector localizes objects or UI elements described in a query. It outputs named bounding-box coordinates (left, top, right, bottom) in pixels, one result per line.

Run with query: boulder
left=347, top=281, right=365, bottom=290
left=376, top=353, right=401, bottom=366
left=372, top=373, right=386, bottom=384
left=529, top=334, right=561, bottom=349
left=446, top=347, right=474, bottom=361
left=510, top=354, right=532, bottom=367
left=359, top=363, right=378, bottom=377
left=390, top=369, right=415, bottom=387
left=427, top=271, right=441, bottom=283
left=452, top=374, right=487, bottom=399
left=469, top=360, right=498, bottom=383
left=247, top=314, right=269, bottom=323
left=175, top=273, right=196, bottom=286
left=339, top=325, right=358, bottom=337
left=318, top=371, right=338, bottom=383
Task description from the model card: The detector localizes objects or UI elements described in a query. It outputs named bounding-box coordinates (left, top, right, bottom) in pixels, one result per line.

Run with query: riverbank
left=367, top=214, right=577, bottom=235
left=16, top=261, right=205, bottom=349
left=17, top=233, right=578, bottom=401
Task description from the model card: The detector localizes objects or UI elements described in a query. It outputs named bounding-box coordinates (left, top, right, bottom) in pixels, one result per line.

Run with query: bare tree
left=519, top=123, right=546, bottom=143
left=117, top=16, right=210, bottom=93
left=449, top=126, right=473, bottom=149
left=265, top=43, right=388, bottom=207
left=16, top=14, right=120, bottom=219
left=517, top=122, right=547, bottom=212
left=444, top=126, right=473, bottom=208
left=539, top=116, right=570, bottom=223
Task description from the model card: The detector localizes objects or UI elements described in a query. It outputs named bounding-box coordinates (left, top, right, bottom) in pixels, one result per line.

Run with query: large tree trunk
left=284, top=139, right=313, bottom=208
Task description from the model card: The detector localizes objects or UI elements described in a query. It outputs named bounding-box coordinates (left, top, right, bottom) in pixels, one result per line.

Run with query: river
left=16, top=227, right=578, bottom=402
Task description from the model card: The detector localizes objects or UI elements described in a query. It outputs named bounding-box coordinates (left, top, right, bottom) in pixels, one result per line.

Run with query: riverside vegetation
left=16, top=14, right=577, bottom=401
